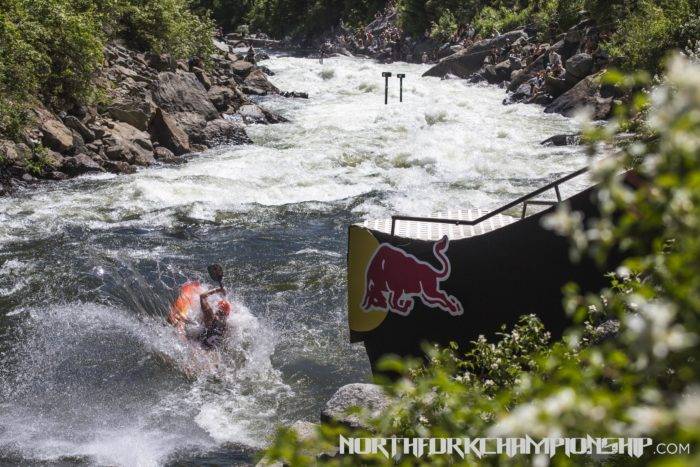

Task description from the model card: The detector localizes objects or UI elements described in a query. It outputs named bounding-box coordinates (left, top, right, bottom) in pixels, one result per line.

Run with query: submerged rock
left=541, top=133, right=582, bottom=146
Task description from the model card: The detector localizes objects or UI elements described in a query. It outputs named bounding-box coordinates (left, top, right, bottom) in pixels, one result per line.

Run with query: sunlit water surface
left=0, top=54, right=585, bottom=465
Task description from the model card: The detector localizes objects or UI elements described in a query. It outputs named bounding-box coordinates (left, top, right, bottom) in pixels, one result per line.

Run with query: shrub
left=0, top=0, right=214, bottom=140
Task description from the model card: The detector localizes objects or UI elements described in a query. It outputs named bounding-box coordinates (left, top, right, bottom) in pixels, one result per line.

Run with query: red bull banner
left=347, top=186, right=618, bottom=369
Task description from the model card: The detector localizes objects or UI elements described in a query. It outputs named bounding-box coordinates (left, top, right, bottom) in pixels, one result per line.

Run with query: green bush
left=600, top=0, right=700, bottom=72
left=0, top=0, right=213, bottom=141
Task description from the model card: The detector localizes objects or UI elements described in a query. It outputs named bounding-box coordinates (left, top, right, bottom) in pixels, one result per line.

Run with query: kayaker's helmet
left=217, top=300, right=231, bottom=316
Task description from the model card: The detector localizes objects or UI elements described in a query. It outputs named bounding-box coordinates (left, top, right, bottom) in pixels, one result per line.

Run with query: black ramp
left=347, top=185, right=615, bottom=370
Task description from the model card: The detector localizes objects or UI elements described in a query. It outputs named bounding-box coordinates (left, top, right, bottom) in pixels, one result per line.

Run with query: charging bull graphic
left=361, top=235, right=464, bottom=316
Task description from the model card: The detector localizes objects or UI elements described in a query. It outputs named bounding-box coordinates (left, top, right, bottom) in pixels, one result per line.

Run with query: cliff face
left=0, top=38, right=304, bottom=195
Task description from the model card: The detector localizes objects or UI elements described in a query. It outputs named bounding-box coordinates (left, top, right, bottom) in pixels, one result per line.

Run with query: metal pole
left=382, top=72, right=392, bottom=105
left=397, top=73, right=405, bottom=102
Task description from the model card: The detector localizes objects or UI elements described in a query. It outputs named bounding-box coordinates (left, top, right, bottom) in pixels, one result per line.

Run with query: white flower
left=676, top=386, right=700, bottom=429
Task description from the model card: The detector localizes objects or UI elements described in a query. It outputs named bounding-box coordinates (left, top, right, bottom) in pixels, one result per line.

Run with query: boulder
left=108, top=93, right=157, bottom=131
left=35, top=107, right=74, bottom=152
left=151, top=72, right=219, bottom=121
left=243, top=69, right=279, bottom=94
left=545, top=73, right=612, bottom=119
left=101, top=120, right=156, bottom=165
left=231, top=60, right=255, bottom=77
left=149, top=108, right=191, bottom=156
left=207, top=85, right=236, bottom=112
left=541, top=133, right=582, bottom=146
left=103, top=160, right=136, bottom=174
left=192, top=67, right=212, bottom=90
left=153, top=146, right=181, bottom=163
left=320, top=383, right=391, bottom=430
left=237, top=104, right=267, bottom=124
left=62, top=116, right=95, bottom=143
left=61, top=153, right=105, bottom=175
left=145, top=52, right=175, bottom=72
left=565, top=53, right=593, bottom=80
left=423, top=30, right=527, bottom=78
left=191, top=119, right=252, bottom=147
left=0, top=140, right=19, bottom=166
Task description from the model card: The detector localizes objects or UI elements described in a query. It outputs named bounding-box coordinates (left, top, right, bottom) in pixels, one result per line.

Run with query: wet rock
left=541, top=133, right=582, bottom=146
left=153, top=146, right=180, bottom=163
left=191, top=119, right=251, bottom=147
left=231, top=60, right=255, bottom=77
left=207, top=85, right=236, bottom=112
left=61, top=153, right=105, bottom=175
left=320, top=383, right=391, bottom=430
left=545, top=73, right=612, bottom=119
left=35, top=106, right=74, bottom=152
left=62, top=116, right=95, bottom=143
left=237, top=104, right=267, bottom=124
left=101, top=120, right=156, bottom=165
left=149, top=108, right=191, bottom=156
left=152, top=72, right=219, bottom=121
left=423, top=30, right=527, bottom=78
left=49, top=171, right=69, bottom=181
left=243, top=69, right=279, bottom=94
left=103, top=160, right=136, bottom=174
left=281, top=91, right=309, bottom=99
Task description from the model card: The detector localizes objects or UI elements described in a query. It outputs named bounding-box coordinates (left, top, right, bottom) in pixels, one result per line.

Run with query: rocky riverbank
left=0, top=37, right=305, bottom=195
left=315, top=6, right=617, bottom=127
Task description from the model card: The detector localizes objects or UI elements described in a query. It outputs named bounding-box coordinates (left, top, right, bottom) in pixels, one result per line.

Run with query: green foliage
left=263, top=54, right=700, bottom=465
left=0, top=0, right=213, bottom=140
left=598, top=0, right=700, bottom=72
left=242, top=0, right=384, bottom=39
left=120, top=0, right=214, bottom=58
left=429, top=9, right=458, bottom=42
left=472, top=5, right=530, bottom=37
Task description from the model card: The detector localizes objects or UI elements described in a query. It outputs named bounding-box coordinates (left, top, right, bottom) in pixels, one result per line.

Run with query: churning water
left=0, top=54, right=586, bottom=465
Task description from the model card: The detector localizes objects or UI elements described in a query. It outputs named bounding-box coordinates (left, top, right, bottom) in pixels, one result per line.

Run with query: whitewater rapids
left=0, top=54, right=585, bottom=465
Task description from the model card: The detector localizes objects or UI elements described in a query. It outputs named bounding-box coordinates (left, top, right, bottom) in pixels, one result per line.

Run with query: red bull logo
left=361, top=235, right=464, bottom=316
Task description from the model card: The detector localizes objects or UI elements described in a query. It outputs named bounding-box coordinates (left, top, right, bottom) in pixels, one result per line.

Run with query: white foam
left=0, top=55, right=585, bottom=247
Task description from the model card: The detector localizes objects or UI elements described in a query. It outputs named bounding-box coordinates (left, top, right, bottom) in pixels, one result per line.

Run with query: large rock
left=108, top=92, right=157, bottom=131
left=149, top=108, right=191, bottom=155
left=207, top=85, right=236, bottom=112
left=231, top=60, right=255, bottom=77
left=423, top=30, right=527, bottom=78
left=101, top=120, right=156, bottom=166
left=151, top=72, right=219, bottom=121
left=243, top=69, right=279, bottom=94
left=545, top=73, right=612, bottom=119
left=320, top=383, right=391, bottom=430
left=62, top=116, right=95, bottom=143
left=35, top=107, right=74, bottom=152
left=190, top=119, right=251, bottom=147
left=565, top=53, right=594, bottom=80
left=541, top=133, right=582, bottom=146
left=61, top=153, right=104, bottom=175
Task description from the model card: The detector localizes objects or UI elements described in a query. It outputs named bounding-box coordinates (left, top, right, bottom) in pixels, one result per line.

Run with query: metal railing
left=390, top=167, right=588, bottom=236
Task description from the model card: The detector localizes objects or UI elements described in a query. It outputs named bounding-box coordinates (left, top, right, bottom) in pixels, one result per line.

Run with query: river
left=0, top=54, right=586, bottom=465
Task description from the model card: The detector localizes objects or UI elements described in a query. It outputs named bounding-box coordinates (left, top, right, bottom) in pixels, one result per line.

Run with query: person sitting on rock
left=246, top=46, right=256, bottom=64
